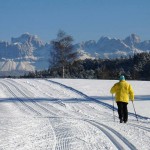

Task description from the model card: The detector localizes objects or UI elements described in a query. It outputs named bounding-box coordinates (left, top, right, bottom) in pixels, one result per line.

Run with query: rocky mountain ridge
left=0, top=33, right=149, bottom=76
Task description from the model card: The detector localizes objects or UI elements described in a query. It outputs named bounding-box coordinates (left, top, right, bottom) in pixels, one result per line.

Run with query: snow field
left=0, top=78, right=150, bottom=150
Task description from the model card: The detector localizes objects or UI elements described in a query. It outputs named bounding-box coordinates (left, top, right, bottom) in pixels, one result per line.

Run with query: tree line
left=22, top=52, right=150, bottom=81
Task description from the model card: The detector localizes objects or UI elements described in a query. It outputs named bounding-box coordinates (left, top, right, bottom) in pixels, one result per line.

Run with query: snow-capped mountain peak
left=11, top=33, right=44, bottom=48
left=124, top=33, right=141, bottom=47
left=0, top=33, right=150, bottom=76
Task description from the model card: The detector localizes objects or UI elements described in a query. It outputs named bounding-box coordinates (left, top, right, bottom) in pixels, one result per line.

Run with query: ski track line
left=40, top=79, right=114, bottom=120
left=8, top=79, right=85, bottom=119
left=127, top=123, right=150, bottom=132
left=47, top=79, right=116, bottom=109
left=14, top=79, right=75, bottom=118
left=35, top=79, right=68, bottom=107
left=50, top=117, right=104, bottom=150
left=0, top=81, right=41, bottom=116
left=12, top=79, right=116, bottom=122
left=0, top=82, right=31, bottom=116
left=9, top=79, right=68, bottom=114
left=18, top=79, right=106, bottom=120
left=48, top=117, right=137, bottom=150
left=1, top=80, right=58, bottom=150
left=36, top=79, right=67, bottom=107
left=85, top=121, right=124, bottom=150
left=85, top=119, right=137, bottom=150
left=4, top=79, right=57, bottom=117
left=47, top=79, right=150, bottom=120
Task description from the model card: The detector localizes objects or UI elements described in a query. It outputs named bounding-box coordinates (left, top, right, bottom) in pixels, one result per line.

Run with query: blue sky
left=0, top=0, right=150, bottom=43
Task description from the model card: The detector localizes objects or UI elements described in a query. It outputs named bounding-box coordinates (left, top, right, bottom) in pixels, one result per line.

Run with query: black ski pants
left=117, top=102, right=128, bottom=122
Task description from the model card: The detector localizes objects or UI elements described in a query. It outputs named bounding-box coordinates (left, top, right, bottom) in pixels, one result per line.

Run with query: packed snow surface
left=0, top=78, right=150, bottom=150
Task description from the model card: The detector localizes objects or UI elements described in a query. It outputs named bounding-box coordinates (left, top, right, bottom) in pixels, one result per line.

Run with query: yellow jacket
left=110, top=80, right=134, bottom=103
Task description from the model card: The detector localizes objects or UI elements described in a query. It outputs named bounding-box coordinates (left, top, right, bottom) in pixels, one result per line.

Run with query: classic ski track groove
left=1, top=80, right=57, bottom=150
left=15, top=79, right=111, bottom=120
left=127, top=123, right=150, bottom=132
left=36, top=79, right=72, bottom=107
left=7, top=79, right=73, bottom=117
left=0, top=82, right=30, bottom=115
left=85, top=119, right=137, bottom=150
left=47, top=79, right=117, bottom=110
left=85, top=120, right=125, bottom=150
left=0, top=81, right=41, bottom=116
left=5, top=79, right=73, bottom=150
left=31, top=79, right=67, bottom=107
left=40, top=79, right=113, bottom=119
left=8, top=79, right=89, bottom=150
left=4, top=79, right=57, bottom=117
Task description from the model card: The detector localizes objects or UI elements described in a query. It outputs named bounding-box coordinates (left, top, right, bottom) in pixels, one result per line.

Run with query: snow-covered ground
left=0, top=78, right=150, bottom=150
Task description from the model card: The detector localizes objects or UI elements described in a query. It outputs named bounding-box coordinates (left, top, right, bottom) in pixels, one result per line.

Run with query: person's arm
left=129, top=84, right=134, bottom=101
left=110, top=84, right=116, bottom=94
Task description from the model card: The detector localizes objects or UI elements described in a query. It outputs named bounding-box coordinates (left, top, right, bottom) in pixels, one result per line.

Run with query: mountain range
left=0, top=33, right=149, bottom=76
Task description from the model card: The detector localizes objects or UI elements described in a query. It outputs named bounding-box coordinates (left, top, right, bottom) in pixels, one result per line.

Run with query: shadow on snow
left=0, top=96, right=149, bottom=120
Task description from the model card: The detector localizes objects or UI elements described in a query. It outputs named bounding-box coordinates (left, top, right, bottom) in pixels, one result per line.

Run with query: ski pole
left=112, top=94, right=115, bottom=122
left=132, top=101, right=138, bottom=122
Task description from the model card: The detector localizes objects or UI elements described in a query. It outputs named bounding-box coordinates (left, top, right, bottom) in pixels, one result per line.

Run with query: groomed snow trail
left=0, top=78, right=150, bottom=150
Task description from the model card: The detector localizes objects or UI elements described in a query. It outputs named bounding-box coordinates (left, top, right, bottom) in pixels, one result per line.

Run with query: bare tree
left=50, top=30, right=77, bottom=78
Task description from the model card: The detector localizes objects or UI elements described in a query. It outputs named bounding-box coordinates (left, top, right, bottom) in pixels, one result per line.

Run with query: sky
left=0, top=0, right=150, bottom=43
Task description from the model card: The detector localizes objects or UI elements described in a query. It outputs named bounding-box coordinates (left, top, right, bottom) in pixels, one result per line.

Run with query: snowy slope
left=0, top=78, right=150, bottom=150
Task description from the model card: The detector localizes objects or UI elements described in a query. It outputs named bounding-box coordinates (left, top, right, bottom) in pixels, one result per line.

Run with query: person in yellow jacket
left=110, top=75, right=134, bottom=123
